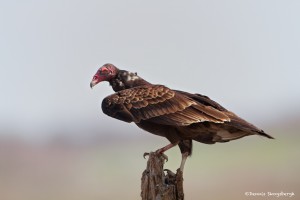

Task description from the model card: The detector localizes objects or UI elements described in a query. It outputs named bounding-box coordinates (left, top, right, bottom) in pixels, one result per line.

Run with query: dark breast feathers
left=101, top=85, right=273, bottom=144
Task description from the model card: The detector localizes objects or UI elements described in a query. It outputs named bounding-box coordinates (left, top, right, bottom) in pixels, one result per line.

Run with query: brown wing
left=174, top=90, right=228, bottom=111
left=101, top=85, right=230, bottom=126
left=176, top=90, right=273, bottom=138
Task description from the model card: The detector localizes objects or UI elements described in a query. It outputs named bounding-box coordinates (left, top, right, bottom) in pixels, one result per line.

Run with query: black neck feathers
left=109, top=70, right=150, bottom=92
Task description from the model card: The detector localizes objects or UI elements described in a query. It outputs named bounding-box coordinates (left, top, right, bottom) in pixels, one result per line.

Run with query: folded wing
left=101, top=85, right=230, bottom=126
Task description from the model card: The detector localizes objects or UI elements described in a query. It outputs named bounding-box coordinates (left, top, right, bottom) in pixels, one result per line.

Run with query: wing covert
left=102, top=85, right=230, bottom=125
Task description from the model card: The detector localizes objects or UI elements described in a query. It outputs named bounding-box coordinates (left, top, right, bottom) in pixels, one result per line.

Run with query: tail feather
left=257, top=130, right=274, bottom=139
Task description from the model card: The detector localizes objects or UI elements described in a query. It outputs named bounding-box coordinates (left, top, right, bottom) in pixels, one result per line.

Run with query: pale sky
left=0, top=0, right=299, bottom=140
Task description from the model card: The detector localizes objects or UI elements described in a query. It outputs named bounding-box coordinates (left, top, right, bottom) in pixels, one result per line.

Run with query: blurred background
left=0, top=0, right=299, bottom=199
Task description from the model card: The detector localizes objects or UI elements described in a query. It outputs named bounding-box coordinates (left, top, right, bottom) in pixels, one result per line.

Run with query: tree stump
left=141, top=152, right=184, bottom=200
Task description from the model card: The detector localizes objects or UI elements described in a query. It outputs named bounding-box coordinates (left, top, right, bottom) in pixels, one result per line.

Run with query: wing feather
left=101, top=85, right=230, bottom=125
left=192, top=104, right=230, bottom=121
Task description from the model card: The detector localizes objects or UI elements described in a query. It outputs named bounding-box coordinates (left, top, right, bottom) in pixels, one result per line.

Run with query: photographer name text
left=245, top=191, right=295, bottom=198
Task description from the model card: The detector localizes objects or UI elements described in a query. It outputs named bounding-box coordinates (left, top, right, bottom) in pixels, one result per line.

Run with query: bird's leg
left=155, top=142, right=179, bottom=161
left=156, top=142, right=178, bottom=154
left=179, top=152, right=189, bottom=172
left=178, top=140, right=192, bottom=172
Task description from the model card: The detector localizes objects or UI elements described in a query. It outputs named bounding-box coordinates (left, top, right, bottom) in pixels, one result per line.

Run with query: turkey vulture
left=90, top=63, right=273, bottom=171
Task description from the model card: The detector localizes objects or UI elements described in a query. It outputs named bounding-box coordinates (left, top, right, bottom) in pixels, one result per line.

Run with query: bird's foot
left=143, top=151, right=168, bottom=162
left=144, top=143, right=177, bottom=161
left=164, top=169, right=176, bottom=177
left=155, top=149, right=168, bottom=162
left=163, top=169, right=176, bottom=185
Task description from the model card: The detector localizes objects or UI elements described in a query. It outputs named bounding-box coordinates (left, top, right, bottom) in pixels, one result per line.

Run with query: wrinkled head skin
left=90, top=63, right=118, bottom=88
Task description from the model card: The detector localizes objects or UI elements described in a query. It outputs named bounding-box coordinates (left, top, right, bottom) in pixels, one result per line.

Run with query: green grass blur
left=0, top=123, right=299, bottom=200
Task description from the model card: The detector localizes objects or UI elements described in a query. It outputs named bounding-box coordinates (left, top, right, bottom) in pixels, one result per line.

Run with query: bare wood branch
left=141, top=152, right=184, bottom=200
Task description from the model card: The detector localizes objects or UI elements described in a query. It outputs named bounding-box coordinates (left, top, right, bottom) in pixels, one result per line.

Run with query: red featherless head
left=90, top=63, right=119, bottom=88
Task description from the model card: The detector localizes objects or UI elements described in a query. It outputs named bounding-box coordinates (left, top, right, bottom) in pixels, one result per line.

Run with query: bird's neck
left=109, top=70, right=151, bottom=92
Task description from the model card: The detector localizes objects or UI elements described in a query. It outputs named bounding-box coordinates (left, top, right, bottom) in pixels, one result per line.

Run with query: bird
left=90, top=63, right=273, bottom=171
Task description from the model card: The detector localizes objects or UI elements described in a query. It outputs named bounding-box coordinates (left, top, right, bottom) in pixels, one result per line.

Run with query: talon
left=160, top=153, right=168, bottom=162
left=164, top=169, right=176, bottom=176
left=143, top=152, right=150, bottom=159
left=154, top=149, right=168, bottom=162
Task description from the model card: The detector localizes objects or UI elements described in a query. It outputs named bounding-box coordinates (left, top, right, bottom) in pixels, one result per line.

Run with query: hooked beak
left=90, top=79, right=99, bottom=89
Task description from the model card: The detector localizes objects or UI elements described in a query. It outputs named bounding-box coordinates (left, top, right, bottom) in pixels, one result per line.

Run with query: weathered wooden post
left=141, top=152, right=184, bottom=200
